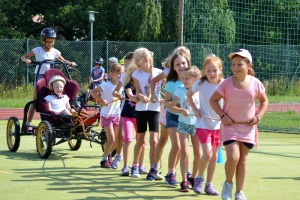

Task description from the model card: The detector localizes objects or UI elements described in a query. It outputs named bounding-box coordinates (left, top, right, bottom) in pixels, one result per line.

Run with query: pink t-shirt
left=216, top=76, right=265, bottom=145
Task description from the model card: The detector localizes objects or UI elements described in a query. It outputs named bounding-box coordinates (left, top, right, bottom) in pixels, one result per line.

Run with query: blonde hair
left=109, top=63, right=123, bottom=73
left=123, top=63, right=138, bottom=87
left=200, top=55, right=223, bottom=84
left=134, top=47, right=154, bottom=68
left=186, top=65, right=201, bottom=79
left=172, top=46, right=191, bottom=61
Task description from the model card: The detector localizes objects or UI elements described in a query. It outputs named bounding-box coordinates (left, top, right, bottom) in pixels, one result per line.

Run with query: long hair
left=123, top=63, right=138, bottom=87
left=200, top=56, right=223, bottom=84
left=166, top=52, right=191, bottom=82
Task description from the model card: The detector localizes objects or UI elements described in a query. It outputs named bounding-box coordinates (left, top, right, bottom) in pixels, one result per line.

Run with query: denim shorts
left=178, top=121, right=196, bottom=136
left=165, top=111, right=179, bottom=129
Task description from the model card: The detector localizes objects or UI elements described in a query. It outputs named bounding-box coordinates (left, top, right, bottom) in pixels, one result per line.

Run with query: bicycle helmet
left=95, top=57, right=104, bottom=65
left=109, top=57, right=118, bottom=63
left=41, top=28, right=57, bottom=38
left=48, top=75, right=66, bottom=90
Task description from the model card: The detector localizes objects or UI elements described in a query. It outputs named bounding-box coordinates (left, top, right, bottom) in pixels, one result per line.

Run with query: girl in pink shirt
left=210, top=49, right=268, bottom=200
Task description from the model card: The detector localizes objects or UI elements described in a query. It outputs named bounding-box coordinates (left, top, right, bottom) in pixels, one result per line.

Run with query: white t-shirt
left=44, top=95, right=69, bottom=113
left=32, top=47, right=61, bottom=74
left=191, top=79, right=223, bottom=130
left=132, top=67, right=162, bottom=111
left=174, top=87, right=199, bottom=125
left=163, top=68, right=170, bottom=77
left=100, top=81, right=121, bottom=117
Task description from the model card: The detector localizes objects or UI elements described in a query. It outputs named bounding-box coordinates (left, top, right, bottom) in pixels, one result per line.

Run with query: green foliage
left=265, top=77, right=300, bottom=96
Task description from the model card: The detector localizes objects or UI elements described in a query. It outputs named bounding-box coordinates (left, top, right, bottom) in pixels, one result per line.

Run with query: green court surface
left=0, top=120, right=299, bottom=200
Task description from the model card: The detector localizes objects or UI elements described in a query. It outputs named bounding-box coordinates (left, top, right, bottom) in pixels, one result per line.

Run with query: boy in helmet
left=20, top=27, right=76, bottom=131
left=90, top=57, right=105, bottom=105
left=45, top=75, right=72, bottom=115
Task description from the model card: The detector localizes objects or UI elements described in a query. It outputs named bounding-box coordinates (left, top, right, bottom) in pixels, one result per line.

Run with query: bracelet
left=220, top=113, right=226, bottom=119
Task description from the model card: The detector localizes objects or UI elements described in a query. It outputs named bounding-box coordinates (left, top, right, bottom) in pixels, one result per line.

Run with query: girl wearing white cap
left=210, top=49, right=268, bottom=200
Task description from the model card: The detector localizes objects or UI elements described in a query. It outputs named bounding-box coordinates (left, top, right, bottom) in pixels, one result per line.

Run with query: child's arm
left=57, top=55, right=77, bottom=67
left=20, top=51, right=35, bottom=64
left=125, top=88, right=139, bottom=103
left=150, top=72, right=165, bottom=103
left=133, top=77, right=149, bottom=103
left=90, top=87, right=108, bottom=105
left=210, top=91, right=233, bottom=125
left=112, top=81, right=124, bottom=100
left=170, top=96, right=188, bottom=116
left=187, top=89, right=201, bottom=118
left=163, top=91, right=172, bottom=109
left=250, top=93, right=268, bottom=125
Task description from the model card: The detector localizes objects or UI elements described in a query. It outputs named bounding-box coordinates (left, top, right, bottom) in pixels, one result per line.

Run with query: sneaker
left=235, top=191, right=247, bottom=200
left=205, top=183, right=219, bottom=196
left=26, top=125, right=33, bottom=132
left=131, top=166, right=140, bottom=178
left=111, top=155, right=122, bottom=169
left=121, top=166, right=130, bottom=176
left=188, top=177, right=194, bottom=187
left=165, top=173, right=178, bottom=187
left=139, top=166, right=148, bottom=174
left=221, top=181, right=233, bottom=200
left=193, top=177, right=204, bottom=194
left=146, top=168, right=157, bottom=181
left=108, top=154, right=113, bottom=164
left=100, top=160, right=111, bottom=168
left=155, top=172, right=163, bottom=180
left=180, top=181, right=189, bottom=192
left=187, top=171, right=192, bottom=179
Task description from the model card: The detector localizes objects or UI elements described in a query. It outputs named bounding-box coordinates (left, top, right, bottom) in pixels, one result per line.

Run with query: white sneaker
left=155, top=172, right=164, bottom=180
left=235, top=191, right=247, bottom=200
left=222, top=181, right=233, bottom=200
left=111, top=155, right=122, bottom=169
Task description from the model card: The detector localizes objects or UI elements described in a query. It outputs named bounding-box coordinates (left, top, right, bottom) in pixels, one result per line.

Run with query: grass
left=0, top=120, right=299, bottom=200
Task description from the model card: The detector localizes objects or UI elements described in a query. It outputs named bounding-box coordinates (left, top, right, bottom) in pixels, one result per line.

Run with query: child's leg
left=206, top=130, right=220, bottom=183
left=27, top=92, right=37, bottom=126
left=115, top=117, right=124, bottom=156
left=153, top=124, right=168, bottom=166
left=133, top=132, right=146, bottom=164
left=179, top=133, right=189, bottom=181
left=191, top=134, right=201, bottom=178
left=103, top=125, right=116, bottom=157
left=235, top=142, right=250, bottom=193
left=224, top=141, right=240, bottom=183
left=168, top=127, right=180, bottom=174
left=122, top=117, right=133, bottom=167
left=149, top=131, right=159, bottom=166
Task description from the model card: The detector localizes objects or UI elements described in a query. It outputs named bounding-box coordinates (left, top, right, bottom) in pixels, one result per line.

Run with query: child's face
left=204, top=62, right=221, bottom=84
left=43, top=38, right=55, bottom=50
left=182, top=71, right=196, bottom=88
left=231, top=56, right=249, bottom=78
left=95, top=63, right=101, bottom=68
left=53, top=81, right=64, bottom=97
left=174, top=55, right=188, bottom=78
left=110, top=70, right=122, bottom=82
left=134, top=54, right=144, bottom=68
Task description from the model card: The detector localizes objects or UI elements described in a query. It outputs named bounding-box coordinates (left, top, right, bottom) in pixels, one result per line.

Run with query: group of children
left=21, top=27, right=268, bottom=200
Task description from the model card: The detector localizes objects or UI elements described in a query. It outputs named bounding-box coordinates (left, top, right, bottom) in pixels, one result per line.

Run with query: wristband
left=220, top=113, right=226, bottom=119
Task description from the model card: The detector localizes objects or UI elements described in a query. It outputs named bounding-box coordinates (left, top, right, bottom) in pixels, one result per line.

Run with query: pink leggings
left=122, top=117, right=138, bottom=142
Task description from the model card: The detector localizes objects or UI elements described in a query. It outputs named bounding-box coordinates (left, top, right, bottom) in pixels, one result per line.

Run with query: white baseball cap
left=228, top=49, right=252, bottom=63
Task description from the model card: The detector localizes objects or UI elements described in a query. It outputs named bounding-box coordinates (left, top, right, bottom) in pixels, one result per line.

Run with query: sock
left=102, top=156, right=108, bottom=161
left=132, top=163, right=139, bottom=167
left=197, top=175, right=204, bottom=179
left=206, top=182, right=211, bottom=186
left=27, top=122, right=31, bottom=126
left=152, top=163, right=159, bottom=170
left=116, top=154, right=122, bottom=157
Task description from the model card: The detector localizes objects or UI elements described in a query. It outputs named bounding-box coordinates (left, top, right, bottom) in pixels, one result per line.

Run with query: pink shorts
left=101, top=115, right=120, bottom=127
left=122, top=117, right=137, bottom=142
left=196, top=128, right=221, bottom=147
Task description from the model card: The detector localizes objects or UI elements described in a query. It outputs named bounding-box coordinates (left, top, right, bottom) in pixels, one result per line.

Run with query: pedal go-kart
left=6, top=60, right=111, bottom=159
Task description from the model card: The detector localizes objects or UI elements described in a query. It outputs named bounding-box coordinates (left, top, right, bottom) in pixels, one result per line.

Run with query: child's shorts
left=136, top=111, right=159, bottom=133
left=122, top=117, right=137, bottom=142
left=178, top=121, right=196, bottom=136
left=101, top=115, right=120, bottom=127
left=165, top=111, right=179, bottom=129
left=196, top=128, right=221, bottom=147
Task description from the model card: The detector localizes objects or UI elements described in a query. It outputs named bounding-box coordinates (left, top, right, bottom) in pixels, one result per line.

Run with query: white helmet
left=48, top=75, right=66, bottom=90
left=109, top=57, right=118, bottom=63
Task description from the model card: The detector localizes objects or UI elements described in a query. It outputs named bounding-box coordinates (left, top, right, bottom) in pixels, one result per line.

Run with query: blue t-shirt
left=164, top=80, right=183, bottom=114
left=121, top=82, right=136, bottom=118
left=91, top=66, right=105, bottom=86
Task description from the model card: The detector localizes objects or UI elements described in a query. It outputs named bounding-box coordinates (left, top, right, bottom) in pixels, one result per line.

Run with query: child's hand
left=181, top=109, right=189, bottom=117
left=24, top=59, right=32, bottom=64
left=150, top=95, right=157, bottom=103
left=140, top=95, right=149, bottom=103
left=194, top=110, right=202, bottom=118
left=221, top=114, right=234, bottom=125
left=70, top=62, right=77, bottom=67
left=100, top=99, right=109, bottom=106
left=116, top=93, right=125, bottom=100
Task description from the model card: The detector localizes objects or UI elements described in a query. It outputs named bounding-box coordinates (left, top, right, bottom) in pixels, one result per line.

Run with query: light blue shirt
left=165, top=80, right=183, bottom=114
